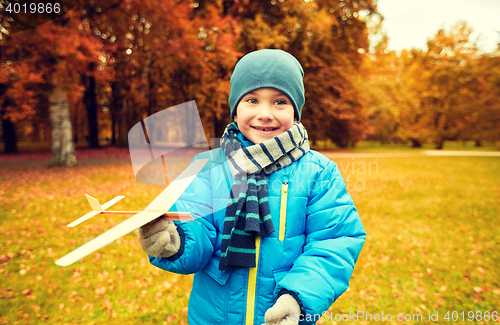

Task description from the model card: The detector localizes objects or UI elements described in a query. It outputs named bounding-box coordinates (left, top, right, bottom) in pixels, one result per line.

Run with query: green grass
left=1, top=140, right=499, bottom=155
left=311, top=140, right=500, bottom=152
left=0, top=156, right=499, bottom=324
left=328, top=156, right=500, bottom=324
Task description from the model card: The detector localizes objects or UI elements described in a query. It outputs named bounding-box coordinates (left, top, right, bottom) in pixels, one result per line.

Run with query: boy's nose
left=257, top=104, right=274, bottom=120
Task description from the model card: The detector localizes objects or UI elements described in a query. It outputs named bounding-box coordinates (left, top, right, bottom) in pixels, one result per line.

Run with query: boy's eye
left=246, top=98, right=258, bottom=104
left=274, top=99, right=287, bottom=105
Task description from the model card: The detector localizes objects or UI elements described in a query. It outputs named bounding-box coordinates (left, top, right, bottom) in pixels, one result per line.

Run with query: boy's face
left=234, top=88, right=296, bottom=144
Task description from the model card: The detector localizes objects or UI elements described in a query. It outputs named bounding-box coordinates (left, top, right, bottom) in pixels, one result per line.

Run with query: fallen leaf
left=473, top=286, right=482, bottom=293
left=102, top=298, right=111, bottom=311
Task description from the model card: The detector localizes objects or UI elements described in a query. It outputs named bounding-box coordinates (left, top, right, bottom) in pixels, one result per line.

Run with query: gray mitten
left=138, top=218, right=180, bottom=258
left=263, top=294, right=300, bottom=325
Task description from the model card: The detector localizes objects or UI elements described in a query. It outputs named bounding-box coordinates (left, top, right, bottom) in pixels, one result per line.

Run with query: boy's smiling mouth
left=251, top=126, right=279, bottom=132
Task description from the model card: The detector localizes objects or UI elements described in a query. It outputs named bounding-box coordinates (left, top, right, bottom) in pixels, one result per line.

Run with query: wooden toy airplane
left=55, top=158, right=208, bottom=267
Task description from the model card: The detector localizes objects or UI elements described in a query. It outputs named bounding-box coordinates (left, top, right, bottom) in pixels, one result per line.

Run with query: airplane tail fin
left=86, top=194, right=103, bottom=211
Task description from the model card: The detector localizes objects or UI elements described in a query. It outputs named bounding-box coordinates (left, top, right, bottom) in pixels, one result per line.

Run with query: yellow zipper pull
left=279, top=182, right=288, bottom=241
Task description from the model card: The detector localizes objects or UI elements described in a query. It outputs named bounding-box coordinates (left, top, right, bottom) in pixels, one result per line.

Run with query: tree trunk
left=49, top=87, right=77, bottom=166
left=111, top=108, right=116, bottom=145
left=213, top=114, right=227, bottom=139
left=113, top=63, right=130, bottom=147
left=410, top=139, right=422, bottom=148
left=141, top=54, right=151, bottom=116
left=83, top=74, right=99, bottom=148
left=2, top=116, right=18, bottom=153
left=475, top=140, right=482, bottom=147
left=117, top=97, right=129, bottom=147
left=30, top=120, right=39, bottom=143
left=434, top=139, right=444, bottom=150
left=111, top=81, right=120, bottom=145
left=73, top=101, right=79, bottom=144
left=333, top=137, right=349, bottom=148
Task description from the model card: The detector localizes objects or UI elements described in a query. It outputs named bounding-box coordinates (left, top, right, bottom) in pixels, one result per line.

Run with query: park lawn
left=0, top=156, right=499, bottom=324
left=2, top=140, right=499, bottom=156
left=311, top=140, right=500, bottom=153
left=328, top=156, right=500, bottom=325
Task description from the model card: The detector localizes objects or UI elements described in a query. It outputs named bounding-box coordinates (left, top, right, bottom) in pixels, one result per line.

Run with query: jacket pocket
left=201, top=257, right=232, bottom=285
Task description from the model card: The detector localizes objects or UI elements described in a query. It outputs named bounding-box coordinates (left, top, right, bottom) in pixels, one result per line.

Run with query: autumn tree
left=459, top=51, right=500, bottom=144
left=76, top=0, right=239, bottom=146
left=0, top=59, right=42, bottom=153
left=207, top=0, right=379, bottom=147
left=1, top=3, right=112, bottom=163
left=364, top=22, right=492, bottom=149
left=413, top=22, right=480, bottom=149
left=0, top=10, right=44, bottom=153
left=181, top=3, right=240, bottom=138
left=356, top=48, right=406, bottom=143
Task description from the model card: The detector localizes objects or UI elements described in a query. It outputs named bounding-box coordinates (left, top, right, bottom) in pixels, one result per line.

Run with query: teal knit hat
left=229, top=49, right=305, bottom=121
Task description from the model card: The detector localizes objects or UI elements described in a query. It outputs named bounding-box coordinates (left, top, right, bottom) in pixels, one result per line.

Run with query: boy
left=138, top=49, right=366, bottom=325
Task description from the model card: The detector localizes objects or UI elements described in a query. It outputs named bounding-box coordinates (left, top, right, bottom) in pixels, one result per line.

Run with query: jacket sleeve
left=148, top=157, right=218, bottom=275
left=274, top=160, right=366, bottom=322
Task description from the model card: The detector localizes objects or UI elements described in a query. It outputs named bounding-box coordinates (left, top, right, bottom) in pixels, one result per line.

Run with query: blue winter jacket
left=149, top=148, right=366, bottom=325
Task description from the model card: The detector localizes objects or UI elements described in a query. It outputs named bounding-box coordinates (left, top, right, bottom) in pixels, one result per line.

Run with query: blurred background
left=1, top=0, right=499, bottom=158
left=0, top=0, right=499, bottom=324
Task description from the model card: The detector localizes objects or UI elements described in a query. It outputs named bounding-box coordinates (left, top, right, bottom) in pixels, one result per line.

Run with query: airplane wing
left=101, top=196, right=126, bottom=210
left=55, top=158, right=208, bottom=267
left=67, top=210, right=102, bottom=228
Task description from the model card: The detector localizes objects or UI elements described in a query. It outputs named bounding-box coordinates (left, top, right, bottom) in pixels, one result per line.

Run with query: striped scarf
left=219, top=122, right=310, bottom=270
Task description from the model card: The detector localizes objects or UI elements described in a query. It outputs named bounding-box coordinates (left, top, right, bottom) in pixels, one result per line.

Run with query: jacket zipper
left=245, top=181, right=287, bottom=324
left=245, top=236, right=261, bottom=325
left=279, top=182, right=288, bottom=241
